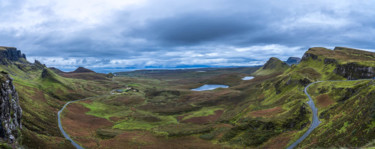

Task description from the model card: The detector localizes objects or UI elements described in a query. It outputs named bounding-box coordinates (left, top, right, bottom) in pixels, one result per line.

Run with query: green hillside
left=253, top=57, right=290, bottom=76
left=1, top=46, right=375, bottom=148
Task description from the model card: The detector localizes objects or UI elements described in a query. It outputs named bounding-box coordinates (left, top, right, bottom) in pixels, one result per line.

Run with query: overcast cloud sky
left=1, top=0, right=375, bottom=72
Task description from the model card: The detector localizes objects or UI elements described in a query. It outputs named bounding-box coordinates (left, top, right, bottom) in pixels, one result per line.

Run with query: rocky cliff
left=300, top=47, right=375, bottom=80
left=0, top=46, right=26, bottom=64
left=0, top=71, right=22, bottom=143
left=334, top=63, right=375, bottom=80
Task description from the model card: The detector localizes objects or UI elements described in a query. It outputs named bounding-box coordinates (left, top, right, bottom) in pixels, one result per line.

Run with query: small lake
left=242, top=76, right=254, bottom=80
left=192, top=84, right=229, bottom=91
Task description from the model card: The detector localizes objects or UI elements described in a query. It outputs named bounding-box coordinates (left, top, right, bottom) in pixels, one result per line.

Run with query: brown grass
left=307, top=47, right=375, bottom=62
left=298, top=68, right=321, bottom=80
left=61, top=103, right=112, bottom=148
left=62, top=72, right=109, bottom=80
left=316, top=94, right=334, bottom=108
left=109, top=116, right=123, bottom=122
left=248, top=106, right=283, bottom=118
left=100, top=131, right=225, bottom=149
left=261, top=131, right=296, bottom=149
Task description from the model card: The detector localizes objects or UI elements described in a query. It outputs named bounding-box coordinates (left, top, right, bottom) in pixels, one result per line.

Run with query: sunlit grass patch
left=182, top=107, right=223, bottom=120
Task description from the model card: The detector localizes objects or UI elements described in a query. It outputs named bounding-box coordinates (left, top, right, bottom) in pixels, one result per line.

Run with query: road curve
left=287, top=79, right=372, bottom=149
left=58, top=99, right=86, bottom=149
left=287, top=81, right=322, bottom=149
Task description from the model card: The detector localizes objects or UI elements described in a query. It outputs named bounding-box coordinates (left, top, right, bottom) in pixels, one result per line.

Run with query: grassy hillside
left=56, top=46, right=375, bottom=148
left=234, top=47, right=375, bottom=148
left=299, top=80, right=375, bottom=148
left=253, top=57, right=290, bottom=76
left=2, top=46, right=375, bottom=148
left=0, top=60, right=121, bottom=148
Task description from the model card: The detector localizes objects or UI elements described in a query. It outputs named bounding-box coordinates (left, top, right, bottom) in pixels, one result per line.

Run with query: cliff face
left=0, top=46, right=26, bottom=64
left=0, top=72, right=22, bottom=143
left=300, top=47, right=375, bottom=80
left=334, top=63, right=375, bottom=80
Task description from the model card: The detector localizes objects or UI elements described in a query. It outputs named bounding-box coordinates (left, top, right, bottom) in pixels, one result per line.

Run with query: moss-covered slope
left=253, top=57, right=290, bottom=76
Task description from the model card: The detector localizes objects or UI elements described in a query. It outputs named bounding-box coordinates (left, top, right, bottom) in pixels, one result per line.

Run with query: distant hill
left=49, top=67, right=65, bottom=74
left=252, top=57, right=290, bottom=76
left=72, top=67, right=95, bottom=73
left=62, top=67, right=109, bottom=80
left=285, top=57, right=301, bottom=65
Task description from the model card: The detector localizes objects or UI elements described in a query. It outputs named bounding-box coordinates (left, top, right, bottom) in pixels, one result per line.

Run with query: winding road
left=58, top=99, right=87, bottom=149
left=287, top=79, right=372, bottom=149
left=58, top=88, right=118, bottom=149
left=287, top=81, right=322, bottom=149
left=58, top=79, right=372, bottom=149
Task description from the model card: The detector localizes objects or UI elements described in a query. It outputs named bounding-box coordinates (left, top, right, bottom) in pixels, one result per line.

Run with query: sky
left=1, top=0, right=375, bottom=72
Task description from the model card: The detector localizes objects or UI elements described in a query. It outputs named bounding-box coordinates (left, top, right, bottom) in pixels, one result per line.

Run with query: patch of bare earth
left=181, top=110, right=224, bottom=124
left=61, top=103, right=112, bottom=148
left=248, top=106, right=283, bottom=117
left=316, top=94, right=334, bottom=108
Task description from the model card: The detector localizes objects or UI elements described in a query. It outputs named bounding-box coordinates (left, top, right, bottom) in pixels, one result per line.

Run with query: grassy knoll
left=0, top=59, right=122, bottom=148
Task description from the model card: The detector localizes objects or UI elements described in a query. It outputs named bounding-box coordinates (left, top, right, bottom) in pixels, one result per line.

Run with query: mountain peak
left=253, top=57, right=289, bottom=76
left=72, top=67, right=95, bottom=73
left=263, top=57, right=288, bottom=70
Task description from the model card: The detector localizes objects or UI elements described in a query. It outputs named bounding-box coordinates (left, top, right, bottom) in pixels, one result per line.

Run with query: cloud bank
left=1, top=0, right=375, bottom=72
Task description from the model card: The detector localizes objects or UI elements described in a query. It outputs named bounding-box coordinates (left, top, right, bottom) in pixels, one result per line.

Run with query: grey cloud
left=1, top=0, right=375, bottom=71
left=130, top=13, right=260, bottom=45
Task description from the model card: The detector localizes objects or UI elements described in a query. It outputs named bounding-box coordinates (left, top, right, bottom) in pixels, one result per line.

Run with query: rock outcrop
left=0, top=46, right=26, bottom=64
left=34, top=60, right=46, bottom=69
left=301, top=53, right=319, bottom=61
left=0, top=71, right=22, bottom=143
left=334, top=63, right=375, bottom=80
left=300, top=47, right=331, bottom=62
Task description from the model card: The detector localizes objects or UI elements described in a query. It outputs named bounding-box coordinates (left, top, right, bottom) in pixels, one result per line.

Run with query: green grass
left=182, top=107, right=223, bottom=120
left=81, top=101, right=132, bottom=120
left=113, top=114, right=178, bottom=131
